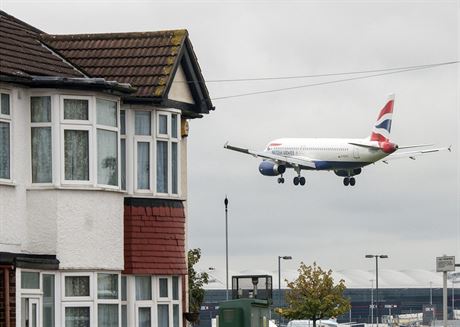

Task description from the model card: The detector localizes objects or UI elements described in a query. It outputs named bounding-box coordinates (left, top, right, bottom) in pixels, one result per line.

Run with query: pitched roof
left=0, top=11, right=85, bottom=78
left=42, top=30, right=213, bottom=111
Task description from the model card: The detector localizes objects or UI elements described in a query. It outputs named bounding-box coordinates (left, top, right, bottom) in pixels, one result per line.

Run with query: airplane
left=224, top=94, right=451, bottom=187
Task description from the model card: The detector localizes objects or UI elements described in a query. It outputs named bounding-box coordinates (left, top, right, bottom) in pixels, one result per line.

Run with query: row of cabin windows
left=0, top=91, right=180, bottom=196
left=273, top=146, right=349, bottom=151
left=20, top=270, right=181, bottom=327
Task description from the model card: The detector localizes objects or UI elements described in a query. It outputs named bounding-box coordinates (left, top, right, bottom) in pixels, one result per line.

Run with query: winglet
left=448, top=144, right=452, bottom=152
left=224, top=141, right=229, bottom=149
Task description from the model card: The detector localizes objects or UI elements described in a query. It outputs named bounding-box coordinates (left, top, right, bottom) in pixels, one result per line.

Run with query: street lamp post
left=370, top=279, right=374, bottom=327
left=278, top=256, right=292, bottom=326
left=366, top=254, right=388, bottom=326
left=224, top=196, right=229, bottom=301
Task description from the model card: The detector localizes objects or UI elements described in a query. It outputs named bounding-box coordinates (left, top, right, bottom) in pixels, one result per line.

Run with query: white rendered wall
left=168, top=65, right=195, bottom=104
left=0, top=84, right=124, bottom=271
left=0, top=85, right=29, bottom=254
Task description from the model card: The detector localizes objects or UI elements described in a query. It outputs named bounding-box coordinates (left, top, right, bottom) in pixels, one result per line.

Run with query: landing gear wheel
left=293, top=176, right=300, bottom=186
left=349, top=177, right=356, bottom=186
left=343, top=177, right=350, bottom=186
left=299, top=177, right=306, bottom=186
left=277, top=177, right=285, bottom=184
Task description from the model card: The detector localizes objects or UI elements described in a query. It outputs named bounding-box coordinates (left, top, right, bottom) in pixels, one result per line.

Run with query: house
left=0, top=10, right=213, bottom=327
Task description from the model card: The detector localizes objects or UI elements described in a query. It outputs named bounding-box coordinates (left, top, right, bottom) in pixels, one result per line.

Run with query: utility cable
left=210, top=61, right=459, bottom=100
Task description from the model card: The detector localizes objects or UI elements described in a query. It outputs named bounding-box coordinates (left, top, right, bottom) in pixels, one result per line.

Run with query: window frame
left=95, top=97, right=120, bottom=190
left=0, top=89, right=12, bottom=183
left=61, top=272, right=93, bottom=302
left=133, top=110, right=155, bottom=194
left=30, top=95, right=53, bottom=186
left=61, top=302, right=94, bottom=327
left=155, top=111, right=181, bottom=196
left=60, top=95, right=93, bottom=125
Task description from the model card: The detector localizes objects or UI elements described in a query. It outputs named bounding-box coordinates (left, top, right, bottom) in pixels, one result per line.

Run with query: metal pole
left=278, top=256, right=281, bottom=307
left=376, top=257, right=379, bottom=326
left=430, top=281, right=433, bottom=305
left=370, top=279, right=374, bottom=327
left=224, top=196, right=229, bottom=301
left=453, top=275, right=455, bottom=319
left=444, top=271, right=448, bottom=327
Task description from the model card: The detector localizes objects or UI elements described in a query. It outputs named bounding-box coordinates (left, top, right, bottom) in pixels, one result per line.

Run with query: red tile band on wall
left=123, top=199, right=187, bottom=275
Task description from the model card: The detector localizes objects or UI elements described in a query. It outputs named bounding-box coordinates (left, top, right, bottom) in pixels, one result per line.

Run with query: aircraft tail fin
left=370, top=94, right=395, bottom=142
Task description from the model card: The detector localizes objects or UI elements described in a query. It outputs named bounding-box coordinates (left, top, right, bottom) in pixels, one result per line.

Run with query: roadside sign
left=436, top=256, right=455, bottom=272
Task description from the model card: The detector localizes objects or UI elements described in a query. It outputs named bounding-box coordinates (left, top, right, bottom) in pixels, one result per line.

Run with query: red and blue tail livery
left=224, top=94, right=451, bottom=187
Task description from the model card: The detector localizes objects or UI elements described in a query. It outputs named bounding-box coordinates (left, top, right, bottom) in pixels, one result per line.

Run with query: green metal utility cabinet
left=218, top=299, right=270, bottom=327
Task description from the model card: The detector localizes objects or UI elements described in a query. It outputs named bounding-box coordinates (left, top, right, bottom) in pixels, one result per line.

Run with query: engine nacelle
left=334, top=168, right=362, bottom=177
left=258, top=161, right=286, bottom=176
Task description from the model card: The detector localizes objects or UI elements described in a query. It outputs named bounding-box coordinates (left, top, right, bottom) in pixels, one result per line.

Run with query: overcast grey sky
left=3, top=0, right=459, bottom=276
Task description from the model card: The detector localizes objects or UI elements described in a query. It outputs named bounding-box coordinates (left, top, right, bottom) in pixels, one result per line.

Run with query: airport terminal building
left=198, top=268, right=459, bottom=327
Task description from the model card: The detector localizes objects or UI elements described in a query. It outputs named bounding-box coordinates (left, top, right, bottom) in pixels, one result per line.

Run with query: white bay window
left=0, top=91, right=11, bottom=181
left=129, top=109, right=181, bottom=196
left=31, top=96, right=52, bottom=183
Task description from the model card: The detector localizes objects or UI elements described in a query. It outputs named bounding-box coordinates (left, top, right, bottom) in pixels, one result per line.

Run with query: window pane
left=21, top=271, right=39, bottom=289
left=172, top=142, right=178, bottom=194
left=65, top=307, right=90, bottom=327
left=65, top=276, right=90, bottom=297
left=137, top=142, right=150, bottom=190
left=158, top=304, right=169, bottom=327
left=31, top=96, right=51, bottom=122
left=64, top=130, right=89, bottom=181
left=97, top=129, right=118, bottom=186
left=1, top=93, right=10, bottom=115
left=156, top=141, right=168, bottom=193
left=171, top=114, right=178, bottom=138
left=120, top=110, right=126, bottom=135
left=97, top=99, right=117, bottom=127
left=121, top=139, right=126, bottom=190
left=135, top=276, right=151, bottom=300
left=172, top=276, right=179, bottom=300
left=0, top=122, right=10, bottom=179
left=121, top=276, right=127, bottom=301
left=159, top=278, right=168, bottom=298
left=135, top=111, right=151, bottom=135
left=121, top=305, right=127, bottom=327
left=64, top=99, right=89, bottom=120
left=32, top=127, right=52, bottom=183
left=98, top=273, right=118, bottom=299
left=159, top=114, right=168, bottom=134
left=173, top=304, right=179, bottom=327
left=98, top=304, right=118, bottom=327
left=138, top=307, right=151, bottom=327
left=43, top=274, right=55, bottom=327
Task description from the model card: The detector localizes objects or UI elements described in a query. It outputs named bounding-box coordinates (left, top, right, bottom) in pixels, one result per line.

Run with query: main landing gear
left=343, top=177, right=356, bottom=186
left=293, top=176, right=306, bottom=186
left=277, top=174, right=306, bottom=186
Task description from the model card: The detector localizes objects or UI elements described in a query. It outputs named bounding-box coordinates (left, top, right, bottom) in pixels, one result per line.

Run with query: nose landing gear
left=277, top=176, right=285, bottom=184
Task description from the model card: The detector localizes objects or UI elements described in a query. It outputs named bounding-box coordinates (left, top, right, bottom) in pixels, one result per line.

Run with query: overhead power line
left=209, top=61, right=459, bottom=101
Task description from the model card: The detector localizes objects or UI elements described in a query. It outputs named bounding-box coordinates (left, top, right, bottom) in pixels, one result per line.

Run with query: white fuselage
left=264, top=138, right=389, bottom=170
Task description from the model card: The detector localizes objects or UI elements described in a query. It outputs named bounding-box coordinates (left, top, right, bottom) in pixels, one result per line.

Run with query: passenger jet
left=224, top=95, right=451, bottom=186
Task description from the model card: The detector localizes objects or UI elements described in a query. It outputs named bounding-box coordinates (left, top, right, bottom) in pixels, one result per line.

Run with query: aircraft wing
left=382, top=145, right=452, bottom=163
left=224, top=142, right=316, bottom=168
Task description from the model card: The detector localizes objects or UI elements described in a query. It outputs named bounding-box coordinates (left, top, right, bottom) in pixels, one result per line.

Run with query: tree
left=276, top=262, right=351, bottom=327
left=188, top=248, right=209, bottom=315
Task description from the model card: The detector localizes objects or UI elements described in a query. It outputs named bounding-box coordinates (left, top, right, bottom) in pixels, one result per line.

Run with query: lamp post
left=278, top=255, right=292, bottom=326
left=370, top=279, right=374, bottom=327
left=278, top=256, right=292, bottom=306
left=365, top=254, right=388, bottom=326
left=224, top=196, right=229, bottom=301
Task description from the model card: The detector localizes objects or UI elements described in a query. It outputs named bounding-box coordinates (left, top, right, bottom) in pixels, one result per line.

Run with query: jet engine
left=258, top=161, right=286, bottom=176
left=334, top=168, right=362, bottom=177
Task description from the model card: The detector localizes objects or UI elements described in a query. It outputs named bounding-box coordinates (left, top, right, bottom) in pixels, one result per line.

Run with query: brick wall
left=0, top=267, right=15, bottom=327
left=123, top=198, right=187, bottom=275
